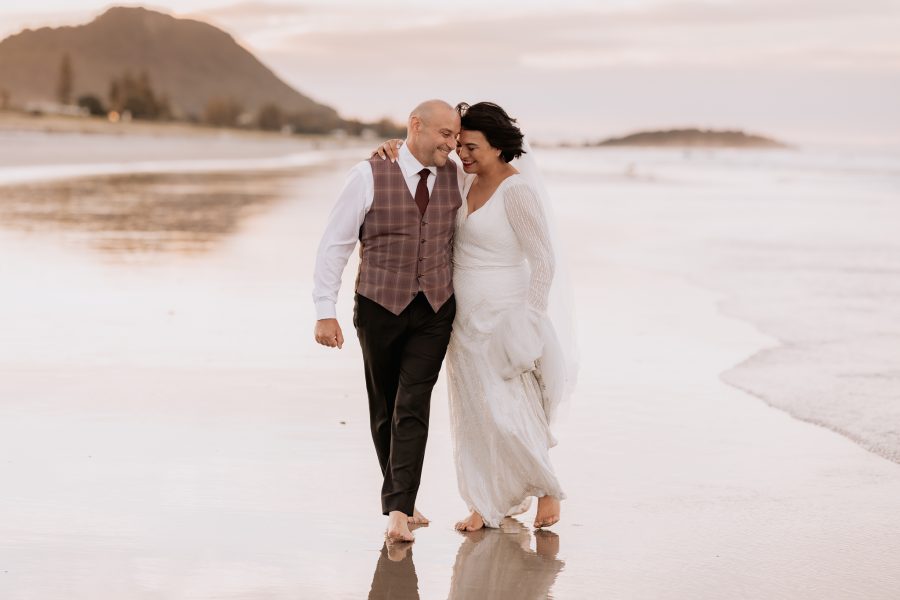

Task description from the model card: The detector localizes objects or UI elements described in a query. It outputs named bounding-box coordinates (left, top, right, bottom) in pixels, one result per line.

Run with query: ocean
left=1, top=134, right=899, bottom=598
left=537, top=145, right=900, bottom=464
left=1, top=140, right=898, bottom=462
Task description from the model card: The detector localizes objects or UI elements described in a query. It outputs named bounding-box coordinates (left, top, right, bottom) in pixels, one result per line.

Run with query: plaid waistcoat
left=355, top=156, right=461, bottom=315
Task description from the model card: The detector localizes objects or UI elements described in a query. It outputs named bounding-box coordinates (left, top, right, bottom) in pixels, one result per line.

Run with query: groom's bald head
left=409, top=99, right=455, bottom=125
left=406, top=99, right=460, bottom=167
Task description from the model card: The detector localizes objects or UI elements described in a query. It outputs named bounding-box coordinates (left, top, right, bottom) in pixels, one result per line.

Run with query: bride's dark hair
left=455, top=102, right=526, bottom=163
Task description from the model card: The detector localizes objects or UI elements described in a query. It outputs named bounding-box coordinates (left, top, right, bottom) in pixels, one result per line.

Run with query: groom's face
left=413, top=109, right=460, bottom=167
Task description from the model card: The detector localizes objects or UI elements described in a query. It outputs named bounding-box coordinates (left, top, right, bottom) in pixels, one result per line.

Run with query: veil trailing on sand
left=508, top=139, right=579, bottom=423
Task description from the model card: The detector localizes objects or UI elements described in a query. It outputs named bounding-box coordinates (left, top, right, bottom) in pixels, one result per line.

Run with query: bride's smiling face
left=457, top=129, right=503, bottom=174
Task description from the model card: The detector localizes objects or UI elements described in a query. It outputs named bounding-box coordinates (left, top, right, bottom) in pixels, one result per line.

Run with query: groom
left=312, top=100, right=462, bottom=542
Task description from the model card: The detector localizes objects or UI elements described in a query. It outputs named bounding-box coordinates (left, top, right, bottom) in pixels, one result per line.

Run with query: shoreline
left=0, top=148, right=363, bottom=187
left=0, top=119, right=373, bottom=186
left=539, top=143, right=900, bottom=472
left=2, top=137, right=896, bottom=471
left=720, top=332, right=900, bottom=466
left=0, top=110, right=333, bottom=139
left=680, top=270, right=900, bottom=467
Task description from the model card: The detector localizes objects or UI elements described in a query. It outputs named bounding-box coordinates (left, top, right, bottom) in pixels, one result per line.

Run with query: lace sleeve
left=504, top=181, right=556, bottom=312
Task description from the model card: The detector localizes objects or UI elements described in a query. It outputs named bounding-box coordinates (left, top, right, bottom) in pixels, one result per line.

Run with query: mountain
left=590, top=128, right=787, bottom=148
left=0, top=6, right=339, bottom=123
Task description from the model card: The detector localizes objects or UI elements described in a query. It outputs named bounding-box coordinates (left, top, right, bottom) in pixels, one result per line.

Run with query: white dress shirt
left=313, top=143, right=463, bottom=320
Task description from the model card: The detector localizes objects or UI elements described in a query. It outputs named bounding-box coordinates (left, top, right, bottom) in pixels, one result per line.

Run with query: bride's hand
left=371, top=139, right=404, bottom=162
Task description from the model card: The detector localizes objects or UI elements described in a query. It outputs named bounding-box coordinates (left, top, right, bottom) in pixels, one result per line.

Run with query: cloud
left=520, top=43, right=900, bottom=72
left=584, top=0, right=900, bottom=24
left=3, top=1, right=896, bottom=142
left=190, top=1, right=459, bottom=42
left=245, top=4, right=900, bottom=74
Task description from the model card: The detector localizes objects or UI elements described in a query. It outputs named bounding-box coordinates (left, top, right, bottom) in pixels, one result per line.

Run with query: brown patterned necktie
left=414, top=168, right=431, bottom=215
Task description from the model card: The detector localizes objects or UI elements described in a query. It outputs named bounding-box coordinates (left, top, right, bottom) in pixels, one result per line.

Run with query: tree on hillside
left=257, top=103, right=283, bottom=131
left=341, top=119, right=365, bottom=136
left=56, top=52, right=73, bottom=105
left=204, top=97, right=244, bottom=127
left=284, top=109, right=343, bottom=134
left=107, top=71, right=171, bottom=120
left=373, top=117, right=406, bottom=138
left=77, top=94, right=106, bottom=116
left=108, top=80, right=120, bottom=113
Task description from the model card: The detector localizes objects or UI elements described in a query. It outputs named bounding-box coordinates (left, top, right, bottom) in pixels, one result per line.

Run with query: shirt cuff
left=315, top=299, right=337, bottom=320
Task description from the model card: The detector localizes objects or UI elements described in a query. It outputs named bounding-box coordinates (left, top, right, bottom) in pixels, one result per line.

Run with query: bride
left=375, top=102, right=577, bottom=531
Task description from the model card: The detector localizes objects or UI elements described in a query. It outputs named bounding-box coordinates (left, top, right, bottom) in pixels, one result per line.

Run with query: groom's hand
left=314, top=318, right=344, bottom=349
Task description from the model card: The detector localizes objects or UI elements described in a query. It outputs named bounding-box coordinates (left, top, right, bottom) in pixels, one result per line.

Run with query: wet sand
left=1, top=141, right=899, bottom=598
left=0, top=114, right=369, bottom=187
left=0, top=170, right=309, bottom=253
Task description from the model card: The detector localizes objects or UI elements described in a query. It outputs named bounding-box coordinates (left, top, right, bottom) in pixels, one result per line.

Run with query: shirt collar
left=399, top=142, right=437, bottom=179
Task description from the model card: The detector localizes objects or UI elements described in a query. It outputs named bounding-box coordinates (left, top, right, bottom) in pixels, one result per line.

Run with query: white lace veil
left=510, top=139, right=579, bottom=423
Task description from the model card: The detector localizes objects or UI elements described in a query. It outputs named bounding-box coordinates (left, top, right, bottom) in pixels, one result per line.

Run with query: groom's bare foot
left=455, top=511, right=485, bottom=532
left=408, top=507, right=430, bottom=525
left=534, top=496, right=561, bottom=529
left=386, top=542, right=412, bottom=562
left=387, top=522, right=424, bottom=559
left=386, top=511, right=416, bottom=543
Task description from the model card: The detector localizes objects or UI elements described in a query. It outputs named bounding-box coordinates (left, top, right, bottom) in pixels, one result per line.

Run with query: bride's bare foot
left=534, top=529, right=560, bottom=557
left=408, top=507, right=430, bottom=525
left=455, top=511, right=485, bottom=532
left=386, top=511, right=416, bottom=543
left=534, top=496, right=561, bottom=529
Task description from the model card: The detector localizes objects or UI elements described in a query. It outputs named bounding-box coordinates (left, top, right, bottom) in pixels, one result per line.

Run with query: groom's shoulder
left=336, top=160, right=377, bottom=192
left=348, top=158, right=380, bottom=177
left=365, top=155, right=400, bottom=176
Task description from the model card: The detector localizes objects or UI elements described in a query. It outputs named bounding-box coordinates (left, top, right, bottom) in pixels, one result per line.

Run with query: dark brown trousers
left=353, top=291, right=455, bottom=516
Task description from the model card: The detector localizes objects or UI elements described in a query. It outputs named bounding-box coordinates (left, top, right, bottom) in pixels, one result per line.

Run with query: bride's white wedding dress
left=446, top=173, right=566, bottom=527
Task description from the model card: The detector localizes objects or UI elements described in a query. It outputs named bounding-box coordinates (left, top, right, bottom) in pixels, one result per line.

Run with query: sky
left=2, top=0, right=899, bottom=145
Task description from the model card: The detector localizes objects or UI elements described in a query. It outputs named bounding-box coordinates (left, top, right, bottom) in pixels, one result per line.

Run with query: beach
left=1, top=127, right=899, bottom=599
left=0, top=112, right=370, bottom=186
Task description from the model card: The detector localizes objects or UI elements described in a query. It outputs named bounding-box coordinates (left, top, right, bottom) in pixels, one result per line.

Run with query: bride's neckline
left=464, top=172, right=520, bottom=218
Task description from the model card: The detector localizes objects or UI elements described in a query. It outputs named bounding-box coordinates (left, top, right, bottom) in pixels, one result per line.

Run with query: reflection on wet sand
left=367, top=519, right=564, bottom=600
left=448, top=520, right=564, bottom=600
left=0, top=169, right=308, bottom=254
left=368, top=541, right=421, bottom=600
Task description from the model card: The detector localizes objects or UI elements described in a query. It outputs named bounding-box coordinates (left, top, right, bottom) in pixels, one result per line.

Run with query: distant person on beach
left=373, top=102, right=577, bottom=533
left=313, top=99, right=462, bottom=543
